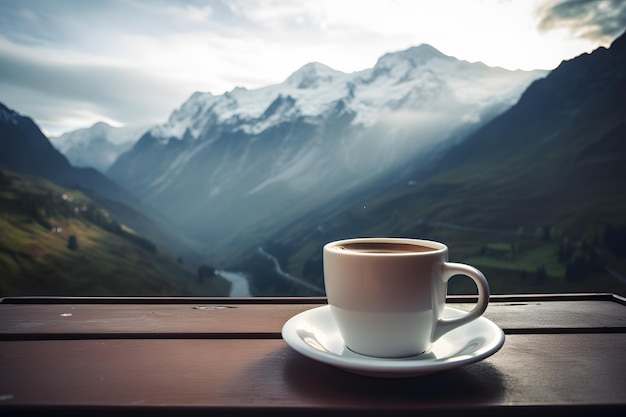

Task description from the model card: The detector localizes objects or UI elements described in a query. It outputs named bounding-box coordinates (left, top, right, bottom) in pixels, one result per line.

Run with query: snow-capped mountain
left=150, top=45, right=542, bottom=141
left=108, top=44, right=547, bottom=257
left=51, top=122, right=147, bottom=172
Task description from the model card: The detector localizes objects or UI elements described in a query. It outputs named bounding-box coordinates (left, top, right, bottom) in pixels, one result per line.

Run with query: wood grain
left=0, top=295, right=624, bottom=416
left=0, top=335, right=624, bottom=411
left=1, top=301, right=625, bottom=339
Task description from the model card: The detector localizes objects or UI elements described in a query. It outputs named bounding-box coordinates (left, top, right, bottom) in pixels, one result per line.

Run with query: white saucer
left=282, top=305, right=505, bottom=378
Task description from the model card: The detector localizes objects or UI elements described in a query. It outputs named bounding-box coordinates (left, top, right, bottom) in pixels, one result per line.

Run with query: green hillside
left=0, top=170, right=229, bottom=297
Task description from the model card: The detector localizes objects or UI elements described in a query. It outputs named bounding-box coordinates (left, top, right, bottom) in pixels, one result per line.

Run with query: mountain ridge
left=107, top=43, right=546, bottom=261
left=0, top=103, right=206, bottom=267
left=253, top=31, right=626, bottom=295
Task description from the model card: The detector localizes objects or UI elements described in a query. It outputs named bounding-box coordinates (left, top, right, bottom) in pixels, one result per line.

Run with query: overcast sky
left=0, top=0, right=625, bottom=137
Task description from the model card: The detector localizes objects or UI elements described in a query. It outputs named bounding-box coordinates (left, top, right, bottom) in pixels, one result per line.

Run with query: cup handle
left=432, top=262, right=490, bottom=341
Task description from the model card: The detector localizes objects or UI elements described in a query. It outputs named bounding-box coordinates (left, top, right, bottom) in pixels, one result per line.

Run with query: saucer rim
left=281, top=305, right=505, bottom=377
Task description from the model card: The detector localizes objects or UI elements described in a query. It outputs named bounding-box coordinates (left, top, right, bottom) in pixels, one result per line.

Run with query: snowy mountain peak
left=51, top=121, right=148, bottom=172
left=85, top=122, right=115, bottom=136
left=285, top=62, right=343, bottom=89
left=375, top=44, right=450, bottom=70
left=107, top=43, right=553, bottom=252
left=151, top=91, right=220, bottom=140
left=147, top=43, right=547, bottom=144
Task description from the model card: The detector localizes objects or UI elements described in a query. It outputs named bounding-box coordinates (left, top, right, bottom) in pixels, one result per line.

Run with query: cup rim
left=323, top=237, right=447, bottom=256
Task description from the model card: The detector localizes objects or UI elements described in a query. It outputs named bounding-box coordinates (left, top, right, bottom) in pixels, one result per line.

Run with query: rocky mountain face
left=107, top=44, right=546, bottom=256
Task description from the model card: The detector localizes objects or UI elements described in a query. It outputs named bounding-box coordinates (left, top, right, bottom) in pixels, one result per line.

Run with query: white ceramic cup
left=323, top=237, right=490, bottom=358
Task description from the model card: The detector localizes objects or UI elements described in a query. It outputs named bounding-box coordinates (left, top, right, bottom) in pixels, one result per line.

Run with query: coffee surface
left=335, top=242, right=436, bottom=254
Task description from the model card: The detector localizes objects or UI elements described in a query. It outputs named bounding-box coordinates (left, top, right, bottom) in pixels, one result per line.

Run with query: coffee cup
left=323, top=237, right=490, bottom=358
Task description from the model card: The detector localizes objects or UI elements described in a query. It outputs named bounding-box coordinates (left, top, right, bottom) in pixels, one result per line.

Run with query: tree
left=566, top=255, right=589, bottom=282
left=67, top=235, right=79, bottom=251
left=604, top=223, right=626, bottom=257
left=558, top=237, right=573, bottom=263
left=197, top=264, right=215, bottom=283
left=510, top=241, right=519, bottom=259
left=535, top=266, right=547, bottom=284
left=0, top=170, right=11, bottom=186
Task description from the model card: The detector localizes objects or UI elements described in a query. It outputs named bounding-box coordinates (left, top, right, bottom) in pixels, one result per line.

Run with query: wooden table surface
left=0, top=293, right=625, bottom=416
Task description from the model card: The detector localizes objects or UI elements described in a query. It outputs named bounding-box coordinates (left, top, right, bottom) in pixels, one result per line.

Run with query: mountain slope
left=0, top=103, right=137, bottom=205
left=0, top=169, right=229, bottom=296
left=108, top=44, right=546, bottom=261
left=396, top=30, right=626, bottom=233
left=263, top=32, right=626, bottom=296
left=0, top=102, right=205, bottom=265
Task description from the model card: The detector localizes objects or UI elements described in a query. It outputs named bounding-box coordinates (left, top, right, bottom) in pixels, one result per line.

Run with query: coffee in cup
left=323, top=237, right=490, bottom=358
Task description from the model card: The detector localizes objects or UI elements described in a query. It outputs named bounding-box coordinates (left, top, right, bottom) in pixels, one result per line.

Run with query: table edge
left=1, top=292, right=624, bottom=305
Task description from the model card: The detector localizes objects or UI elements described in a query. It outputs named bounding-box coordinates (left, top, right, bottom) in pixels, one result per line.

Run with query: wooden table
left=1, top=293, right=625, bottom=416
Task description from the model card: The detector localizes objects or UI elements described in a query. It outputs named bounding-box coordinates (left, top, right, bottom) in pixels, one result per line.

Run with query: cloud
left=0, top=0, right=248, bottom=134
left=1, top=0, right=622, bottom=135
left=0, top=36, right=187, bottom=134
left=537, top=0, right=626, bottom=43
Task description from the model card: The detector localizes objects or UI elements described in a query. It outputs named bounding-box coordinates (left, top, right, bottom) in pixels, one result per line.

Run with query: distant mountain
left=261, top=31, right=626, bottom=296
left=0, top=103, right=135, bottom=204
left=50, top=121, right=147, bottom=172
left=108, top=44, right=546, bottom=261
left=0, top=102, right=204, bottom=266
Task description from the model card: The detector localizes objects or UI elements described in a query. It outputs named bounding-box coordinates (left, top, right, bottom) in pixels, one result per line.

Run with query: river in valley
left=215, top=270, right=252, bottom=297
left=214, top=248, right=325, bottom=297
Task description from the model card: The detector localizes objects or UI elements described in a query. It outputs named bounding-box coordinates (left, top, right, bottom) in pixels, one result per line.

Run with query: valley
left=2, top=33, right=625, bottom=298
left=231, top=32, right=626, bottom=297
left=106, top=44, right=545, bottom=261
